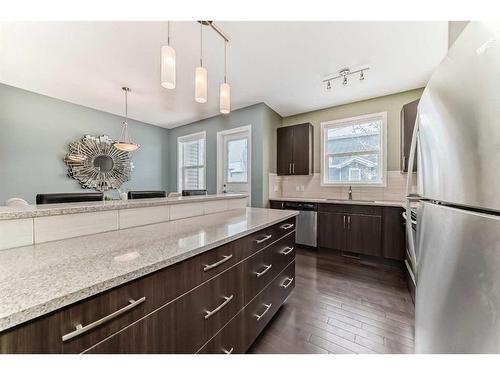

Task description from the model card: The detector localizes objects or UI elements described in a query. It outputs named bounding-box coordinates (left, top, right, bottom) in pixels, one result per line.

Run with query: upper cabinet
left=401, top=99, right=419, bottom=173
left=277, top=123, right=313, bottom=175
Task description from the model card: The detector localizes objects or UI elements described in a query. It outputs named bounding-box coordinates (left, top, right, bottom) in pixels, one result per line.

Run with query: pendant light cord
left=200, top=22, right=203, bottom=67
left=224, top=40, right=227, bottom=84
left=167, top=21, right=170, bottom=46
left=124, top=89, right=128, bottom=123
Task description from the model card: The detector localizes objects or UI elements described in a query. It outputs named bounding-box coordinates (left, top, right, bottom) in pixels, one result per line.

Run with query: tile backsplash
left=269, top=171, right=417, bottom=202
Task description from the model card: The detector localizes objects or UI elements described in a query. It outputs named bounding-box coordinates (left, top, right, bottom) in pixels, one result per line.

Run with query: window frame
left=177, top=131, right=207, bottom=192
left=320, top=112, right=387, bottom=187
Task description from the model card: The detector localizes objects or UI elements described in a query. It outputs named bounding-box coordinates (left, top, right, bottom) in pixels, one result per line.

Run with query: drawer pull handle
left=61, top=297, right=146, bottom=342
left=254, top=303, right=272, bottom=321
left=204, top=295, right=234, bottom=320
left=255, top=264, right=273, bottom=278
left=203, top=254, right=233, bottom=271
left=255, top=234, right=272, bottom=244
left=280, top=223, right=294, bottom=230
left=280, top=246, right=294, bottom=255
left=281, top=277, right=294, bottom=289
left=222, top=347, right=234, bottom=354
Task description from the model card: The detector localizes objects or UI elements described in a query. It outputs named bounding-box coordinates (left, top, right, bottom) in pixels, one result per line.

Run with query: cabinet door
left=318, top=212, right=347, bottom=251
left=277, top=126, right=293, bottom=175
left=291, top=124, right=312, bottom=175
left=401, top=99, right=419, bottom=172
left=382, top=207, right=405, bottom=260
left=348, top=214, right=382, bottom=257
left=85, top=262, right=244, bottom=354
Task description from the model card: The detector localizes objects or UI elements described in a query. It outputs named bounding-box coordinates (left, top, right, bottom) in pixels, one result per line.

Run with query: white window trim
left=216, top=125, right=252, bottom=202
left=320, top=112, right=387, bottom=187
left=177, top=131, right=206, bottom=193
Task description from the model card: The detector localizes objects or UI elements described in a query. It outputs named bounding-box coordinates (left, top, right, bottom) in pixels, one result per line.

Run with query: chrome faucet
left=348, top=186, right=352, bottom=200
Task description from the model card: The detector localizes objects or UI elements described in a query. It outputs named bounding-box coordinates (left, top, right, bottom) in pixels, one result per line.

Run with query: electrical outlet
left=300, top=185, right=305, bottom=192
left=273, top=185, right=278, bottom=192
left=295, top=186, right=300, bottom=191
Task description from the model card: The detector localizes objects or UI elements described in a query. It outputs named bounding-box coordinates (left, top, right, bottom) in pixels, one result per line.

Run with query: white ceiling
left=0, top=21, right=448, bottom=128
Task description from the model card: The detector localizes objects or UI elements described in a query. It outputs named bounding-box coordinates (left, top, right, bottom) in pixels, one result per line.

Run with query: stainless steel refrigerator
left=405, top=21, right=500, bottom=353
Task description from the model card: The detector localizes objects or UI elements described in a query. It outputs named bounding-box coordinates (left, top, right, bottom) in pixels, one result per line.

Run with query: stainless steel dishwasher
left=283, top=201, right=317, bottom=247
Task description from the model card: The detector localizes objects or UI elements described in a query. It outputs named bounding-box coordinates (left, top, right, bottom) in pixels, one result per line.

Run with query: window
left=320, top=112, right=387, bottom=186
left=226, top=137, right=248, bottom=183
left=177, top=131, right=206, bottom=192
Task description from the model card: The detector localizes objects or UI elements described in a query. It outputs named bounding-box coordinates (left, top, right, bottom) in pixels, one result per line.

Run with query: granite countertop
left=270, top=196, right=407, bottom=208
left=0, top=193, right=247, bottom=220
left=0, top=207, right=298, bottom=332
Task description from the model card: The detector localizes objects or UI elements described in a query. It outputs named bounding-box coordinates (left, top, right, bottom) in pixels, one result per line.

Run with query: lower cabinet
left=86, top=261, right=246, bottom=354
left=317, top=203, right=403, bottom=259
left=318, top=212, right=347, bottom=251
left=198, top=261, right=295, bottom=354
left=349, top=214, right=382, bottom=256
left=0, top=217, right=296, bottom=354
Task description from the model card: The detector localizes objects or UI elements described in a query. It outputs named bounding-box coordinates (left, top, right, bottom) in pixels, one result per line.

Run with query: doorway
left=217, top=125, right=251, bottom=205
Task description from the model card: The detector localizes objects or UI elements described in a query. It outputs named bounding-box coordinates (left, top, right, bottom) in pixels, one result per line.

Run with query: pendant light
left=195, top=22, right=208, bottom=103
left=161, top=21, right=176, bottom=89
left=219, top=40, right=230, bottom=114
left=114, top=87, right=140, bottom=152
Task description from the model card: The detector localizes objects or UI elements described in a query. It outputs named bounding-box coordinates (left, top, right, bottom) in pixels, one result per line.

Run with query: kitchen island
left=0, top=207, right=298, bottom=354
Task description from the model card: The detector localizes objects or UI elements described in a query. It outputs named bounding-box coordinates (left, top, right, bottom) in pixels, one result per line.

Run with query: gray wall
left=0, top=83, right=169, bottom=204
left=167, top=103, right=281, bottom=207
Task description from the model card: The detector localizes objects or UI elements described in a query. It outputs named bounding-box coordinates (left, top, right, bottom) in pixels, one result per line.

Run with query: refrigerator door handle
left=405, top=113, right=420, bottom=280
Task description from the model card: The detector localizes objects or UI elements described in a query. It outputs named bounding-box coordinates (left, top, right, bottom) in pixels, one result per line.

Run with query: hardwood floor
left=248, top=247, right=415, bottom=354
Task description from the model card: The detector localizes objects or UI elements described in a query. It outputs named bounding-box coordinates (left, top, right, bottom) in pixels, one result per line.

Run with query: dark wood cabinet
left=277, top=123, right=313, bottom=176
left=318, top=207, right=382, bottom=257
left=382, top=207, right=406, bottom=260
left=401, top=99, right=419, bottom=172
left=0, top=218, right=296, bottom=354
left=318, top=212, right=347, bottom=251
left=348, top=214, right=382, bottom=256
left=315, top=203, right=404, bottom=260
left=277, top=126, right=294, bottom=175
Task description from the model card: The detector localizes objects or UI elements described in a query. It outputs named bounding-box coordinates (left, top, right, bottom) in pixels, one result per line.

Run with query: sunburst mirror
left=65, top=135, right=134, bottom=191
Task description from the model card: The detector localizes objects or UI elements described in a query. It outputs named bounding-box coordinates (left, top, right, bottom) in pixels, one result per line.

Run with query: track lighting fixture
left=323, top=66, right=370, bottom=90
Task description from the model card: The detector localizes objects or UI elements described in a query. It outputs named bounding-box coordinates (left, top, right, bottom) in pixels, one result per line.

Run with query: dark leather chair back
left=181, top=190, right=207, bottom=196
left=127, top=190, right=167, bottom=199
left=36, top=192, right=103, bottom=205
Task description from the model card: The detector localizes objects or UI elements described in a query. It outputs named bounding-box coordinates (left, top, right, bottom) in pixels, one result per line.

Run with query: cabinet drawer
left=243, top=232, right=295, bottom=304
left=318, top=203, right=382, bottom=216
left=246, top=218, right=296, bottom=255
left=241, top=260, right=296, bottom=351
left=86, top=262, right=245, bottom=354
left=0, top=278, right=149, bottom=354
left=197, top=312, right=245, bottom=354
left=198, top=261, right=296, bottom=354
left=272, top=260, right=296, bottom=306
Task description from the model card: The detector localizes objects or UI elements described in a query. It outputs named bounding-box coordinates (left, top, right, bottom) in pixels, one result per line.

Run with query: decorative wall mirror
left=65, top=135, right=133, bottom=191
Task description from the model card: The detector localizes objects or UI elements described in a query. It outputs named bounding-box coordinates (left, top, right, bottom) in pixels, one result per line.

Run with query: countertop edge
left=0, top=209, right=298, bottom=332
left=0, top=194, right=247, bottom=221
left=270, top=197, right=405, bottom=208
